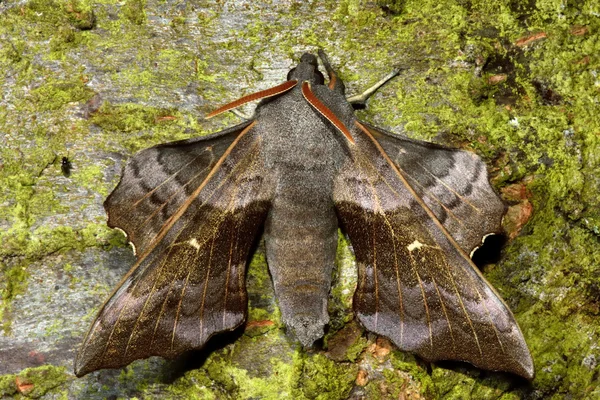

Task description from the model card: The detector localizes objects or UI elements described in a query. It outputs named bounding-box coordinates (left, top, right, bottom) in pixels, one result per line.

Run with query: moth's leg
left=231, top=109, right=253, bottom=120
left=346, top=68, right=401, bottom=107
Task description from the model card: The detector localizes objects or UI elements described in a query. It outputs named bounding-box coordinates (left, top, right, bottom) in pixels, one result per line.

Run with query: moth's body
left=258, top=72, right=351, bottom=344
left=75, top=52, right=534, bottom=380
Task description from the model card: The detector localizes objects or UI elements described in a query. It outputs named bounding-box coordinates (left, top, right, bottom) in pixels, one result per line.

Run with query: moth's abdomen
left=263, top=169, right=338, bottom=347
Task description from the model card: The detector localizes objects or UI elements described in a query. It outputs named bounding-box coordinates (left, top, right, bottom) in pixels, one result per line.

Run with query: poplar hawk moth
left=75, top=51, right=534, bottom=380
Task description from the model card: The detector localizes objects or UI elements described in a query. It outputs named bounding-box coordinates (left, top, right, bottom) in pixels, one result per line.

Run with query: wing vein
left=442, top=257, right=483, bottom=358
left=221, top=159, right=257, bottom=327
left=134, top=163, right=212, bottom=233
left=464, top=273, right=506, bottom=355
left=171, top=260, right=195, bottom=349
left=420, top=251, right=458, bottom=355
left=123, top=147, right=215, bottom=216
left=98, top=249, right=162, bottom=364
left=198, top=175, right=242, bottom=337
left=133, top=122, right=257, bottom=263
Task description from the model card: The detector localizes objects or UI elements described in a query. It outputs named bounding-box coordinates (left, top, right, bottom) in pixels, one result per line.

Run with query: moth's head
left=287, top=53, right=325, bottom=85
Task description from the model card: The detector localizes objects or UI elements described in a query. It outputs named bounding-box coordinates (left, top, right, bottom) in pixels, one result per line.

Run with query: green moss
left=0, top=374, right=17, bottom=397
left=432, top=367, right=477, bottom=399
left=89, top=102, right=189, bottom=152
left=389, top=351, right=436, bottom=397
left=246, top=307, right=278, bottom=334
left=0, top=223, right=117, bottom=332
left=0, top=262, right=29, bottom=303
left=245, top=246, right=283, bottom=332
left=328, top=232, right=356, bottom=332
left=49, top=25, right=78, bottom=54
left=169, top=346, right=355, bottom=400
left=345, top=336, right=369, bottom=362
left=72, top=164, right=106, bottom=195
left=14, top=365, right=69, bottom=398
left=90, top=102, right=163, bottom=133
left=246, top=251, right=270, bottom=294
left=0, top=257, right=30, bottom=333
left=300, top=354, right=356, bottom=399
left=63, top=0, right=96, bottom=30
left=1, top=0, right=95, bottom=62
left=122, top=0, right=147, bottom=25
left=233, top=358, right=295, bottom=399
left=2, top=224, right=114, bottom=261
left=30, top=78, right=95, bottom=112
left=520, top=308, right=599, bottom=395
left=168, top=368, right=219, bottom=399
left=431, top=364, right=522, bottom=399
left=0, top=38, right=25, bottom=65
left=233, top=353, right=301, bottom=399
left=470, top=376, right=516, bottom=400
left=376, top=0, right=405, bottom=14
left=190, top=350, right=298, bottom=399
left=203, top=356, right=238, bottom=394
left=383, top=369, right=411, bottom=398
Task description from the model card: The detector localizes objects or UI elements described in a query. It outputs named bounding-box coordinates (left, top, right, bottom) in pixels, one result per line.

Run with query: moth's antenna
left=317, top=49, right=335, bottom=77
left=231, top=109, right=253, bottom=121
left=317, top=49, right=343, bottom=91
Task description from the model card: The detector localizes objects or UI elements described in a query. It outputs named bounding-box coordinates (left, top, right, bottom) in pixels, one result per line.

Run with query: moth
left=75, top=51, right=534, bottom=379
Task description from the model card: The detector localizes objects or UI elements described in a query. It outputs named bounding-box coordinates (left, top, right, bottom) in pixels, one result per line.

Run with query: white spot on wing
left=407, top=240, right=424, bottom=252
left=188, top=238, right=201, bottom=250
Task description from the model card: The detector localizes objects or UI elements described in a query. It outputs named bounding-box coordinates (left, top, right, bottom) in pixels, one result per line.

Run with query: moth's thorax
left=257, top=88, right=351, bottom=173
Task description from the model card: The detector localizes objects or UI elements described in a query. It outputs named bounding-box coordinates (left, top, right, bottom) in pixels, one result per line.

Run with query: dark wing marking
left=359, top=121, right=505, bottom=255
left=333, top=122, right=533, bottom=379
left=104, top=120, right=253, bottom=256
left=75, top=122, right=273, bottom=376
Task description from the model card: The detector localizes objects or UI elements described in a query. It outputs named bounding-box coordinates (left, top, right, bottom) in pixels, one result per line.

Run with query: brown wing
left=359, top=121, right=505, bottom=255
left=75, top=121, right=274, bottom=376
left=333, top=122, right=533, bottom=379
left=103, top=120, right=254, bottom=257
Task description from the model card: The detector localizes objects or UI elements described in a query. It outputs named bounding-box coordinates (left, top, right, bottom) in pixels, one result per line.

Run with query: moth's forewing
left=75, top=122, right=274, bottom=376
left=333, top=122, right=534, bottom=379
left=103, top=121, right=254, bottom=256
